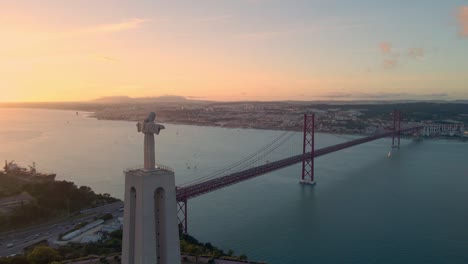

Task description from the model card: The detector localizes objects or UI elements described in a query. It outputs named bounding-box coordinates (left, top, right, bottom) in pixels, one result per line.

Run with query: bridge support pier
left=392, top=110, right=401, bottom=149
left=177, top=199, right=188, bottom=234
left=300, top=113, right=316, bottom=185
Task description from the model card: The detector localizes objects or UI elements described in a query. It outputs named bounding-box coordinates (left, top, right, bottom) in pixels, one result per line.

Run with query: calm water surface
left=1, top=108, right=468, bottom=263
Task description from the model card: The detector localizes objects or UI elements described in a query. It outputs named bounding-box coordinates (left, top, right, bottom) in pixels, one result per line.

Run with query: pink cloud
left=379, top=42, right=398, bottom=69
left=87, top=18, right=150, bottom=34
left=458, top=6, right=468, bottom=37
left=379, top=42, right=392, bottom=54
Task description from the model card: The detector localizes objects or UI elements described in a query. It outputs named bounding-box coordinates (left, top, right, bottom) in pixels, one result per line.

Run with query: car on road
left=6, top=243, right=14, bottom=248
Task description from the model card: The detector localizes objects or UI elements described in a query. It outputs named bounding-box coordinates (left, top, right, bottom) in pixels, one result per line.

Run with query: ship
left=3, top=160, right=56, bottom=181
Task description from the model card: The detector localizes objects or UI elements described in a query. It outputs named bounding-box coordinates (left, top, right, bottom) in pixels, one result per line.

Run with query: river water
left=1, top=108, right=468, bottom=263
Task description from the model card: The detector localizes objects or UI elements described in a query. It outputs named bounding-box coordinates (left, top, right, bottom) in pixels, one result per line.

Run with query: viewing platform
left=125, top=164, right=174, bottom=174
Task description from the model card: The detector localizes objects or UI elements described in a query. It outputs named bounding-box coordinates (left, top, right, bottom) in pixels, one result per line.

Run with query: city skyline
left=1, top=0, right=468, bottom=102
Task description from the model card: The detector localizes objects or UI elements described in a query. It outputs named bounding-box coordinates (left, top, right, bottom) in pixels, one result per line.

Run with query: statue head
left=145, top=112, right=156, bottom=123
left=137, top=112, right=165, bottom=134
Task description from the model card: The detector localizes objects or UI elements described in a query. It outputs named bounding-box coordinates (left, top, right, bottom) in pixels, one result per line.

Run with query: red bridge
left=175, top=110, right=423, bottom=233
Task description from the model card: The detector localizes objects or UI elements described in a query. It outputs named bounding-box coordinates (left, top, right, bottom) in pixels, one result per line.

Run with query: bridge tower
left=392, top=110, right=401, bottom=149
left=300, top=113, right=316, bottom=185
left=177, top=197, right=188, bottom=234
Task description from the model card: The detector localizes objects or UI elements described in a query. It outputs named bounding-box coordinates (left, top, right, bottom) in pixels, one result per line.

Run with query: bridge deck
left=176, top=126, right=422, bottom=201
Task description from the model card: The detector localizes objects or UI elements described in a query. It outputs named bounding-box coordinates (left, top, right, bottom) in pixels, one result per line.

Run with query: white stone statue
left=137, top=112, right=165, bottom=170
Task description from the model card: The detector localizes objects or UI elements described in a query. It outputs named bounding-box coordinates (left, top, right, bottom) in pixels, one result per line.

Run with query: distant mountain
left=92, top=95, right=188, bottom=104
left=92, top=96, right=136, bottom=103
left=139, top=95, right=187, bottom=102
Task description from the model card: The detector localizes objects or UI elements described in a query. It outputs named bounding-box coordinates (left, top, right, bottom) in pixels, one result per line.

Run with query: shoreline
left=1, top=107, right=466, bottom=141
left=89, top=114, right=468, bottom=142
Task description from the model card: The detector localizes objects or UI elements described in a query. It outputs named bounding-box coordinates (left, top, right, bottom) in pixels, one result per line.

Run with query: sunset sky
left=1, top=0, right=468, bottom=102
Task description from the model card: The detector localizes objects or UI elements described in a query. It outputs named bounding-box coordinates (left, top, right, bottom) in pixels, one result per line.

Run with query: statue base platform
left=122, top=166, right=181, bottom=264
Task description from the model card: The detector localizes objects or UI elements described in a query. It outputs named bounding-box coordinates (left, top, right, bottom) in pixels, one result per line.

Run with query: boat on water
left=3, top=160, right=56, bottom=181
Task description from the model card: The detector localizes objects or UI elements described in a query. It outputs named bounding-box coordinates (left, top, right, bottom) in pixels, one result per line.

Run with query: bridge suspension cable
left=178, top=129, right=296, bottom=187
left=226, top=131, right=296, bottom=174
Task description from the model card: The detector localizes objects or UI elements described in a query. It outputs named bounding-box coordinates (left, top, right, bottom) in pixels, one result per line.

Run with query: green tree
left=239, top=254, right=248, bottom=261
left=194, top=246, right=203, bottom=264
left=109, top=229, right=123, bottom=240
left=212, top=250, right=222, bottom=259
left=26, top=246, right=61, bottom=264
left=180, top=240, right=188, bottom=253
left=10, top=256, right=29, bottom=264
left=99, top=256, right=109, bottom=264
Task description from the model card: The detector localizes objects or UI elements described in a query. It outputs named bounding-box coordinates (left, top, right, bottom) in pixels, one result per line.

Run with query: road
left=0, top=201, right=123, bottom=257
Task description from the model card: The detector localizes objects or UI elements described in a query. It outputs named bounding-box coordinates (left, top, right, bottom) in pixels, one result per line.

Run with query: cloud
left=322, top=92, right=353, bottom=98
left=457, top=6, right=468, bottom=37
left=363, top=92, right=448, bottom=99
left=194, top=14, right=233, bottom=23
left=321, top=92, right=449, bottom=100
left=408, top=48, right=424, bottom=59
left=379, top=42, right=392, bottom=54
left=378, top=43, right=424, bottom=69
left=236, top=19, right=367, bottom=41
left=79, top=18, right=150, bottom=35
left=24, top=18, right=152, bottom=42
left=428, top=93, right=449, bottom=98
left=236, top=30, right=294, bottom=40
left=0, top=16, right=151, bottom=52
left=382, top=58, right=398, bottom=69
left=379, top=42, right=399, bottom=69
left=95, top=55, right=119, bottom=62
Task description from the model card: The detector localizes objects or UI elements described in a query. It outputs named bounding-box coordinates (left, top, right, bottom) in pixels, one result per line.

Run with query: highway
left=0, top=201, right=123, bottom=257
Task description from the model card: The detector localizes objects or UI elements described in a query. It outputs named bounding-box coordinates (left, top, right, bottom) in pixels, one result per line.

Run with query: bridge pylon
left=392, top=110, right=401, bottom=149
left=300, top=113, right=316, bottom=185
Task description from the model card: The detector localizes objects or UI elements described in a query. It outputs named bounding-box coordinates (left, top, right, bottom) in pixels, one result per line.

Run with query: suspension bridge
left=175, top=110, right=423, bottom=233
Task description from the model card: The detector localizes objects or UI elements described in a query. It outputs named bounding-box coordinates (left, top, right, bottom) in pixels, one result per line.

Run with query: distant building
left=422, top=123, right=465, bottom=137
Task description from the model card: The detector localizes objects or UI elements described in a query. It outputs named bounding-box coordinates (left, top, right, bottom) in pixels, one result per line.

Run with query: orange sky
left=1, top=1, right=468, bottom=102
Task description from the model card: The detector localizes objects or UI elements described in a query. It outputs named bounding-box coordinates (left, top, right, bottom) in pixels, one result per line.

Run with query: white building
left=422, top=124, right=465, bottom=137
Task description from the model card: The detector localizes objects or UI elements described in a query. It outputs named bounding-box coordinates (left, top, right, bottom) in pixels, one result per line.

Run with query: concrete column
left=122, top=169, right=181, bottom=264
left=144, top=134, right=155, bottom=170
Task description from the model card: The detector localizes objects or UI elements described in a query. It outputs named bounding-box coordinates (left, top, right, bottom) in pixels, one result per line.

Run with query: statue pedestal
left=122, top=167, right=181, bottom=264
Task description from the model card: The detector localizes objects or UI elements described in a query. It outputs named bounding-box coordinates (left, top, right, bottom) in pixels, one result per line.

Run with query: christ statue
left=137, top=112, right=165, bottom=170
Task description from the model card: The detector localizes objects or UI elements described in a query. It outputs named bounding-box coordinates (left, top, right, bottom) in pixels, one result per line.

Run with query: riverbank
left=90, top=112, right=468, bottom=141
left=3, top=101, right=468, bottom=139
